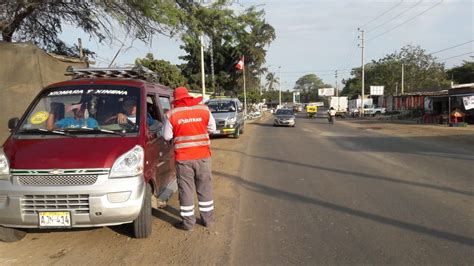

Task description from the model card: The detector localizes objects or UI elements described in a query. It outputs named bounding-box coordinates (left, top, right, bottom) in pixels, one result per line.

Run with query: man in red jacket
left=164, top=87, right=216, bottom=231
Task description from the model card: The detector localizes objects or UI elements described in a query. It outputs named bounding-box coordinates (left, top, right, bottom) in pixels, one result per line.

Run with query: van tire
left=239, top=125, right=244, bottom=134
left=0, top=226, right=26, bottom=242
left=132, top=183, right=152, bottom=238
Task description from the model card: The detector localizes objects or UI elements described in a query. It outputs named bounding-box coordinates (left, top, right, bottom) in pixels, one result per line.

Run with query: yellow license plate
left=39, top=211, right=71, bottom=227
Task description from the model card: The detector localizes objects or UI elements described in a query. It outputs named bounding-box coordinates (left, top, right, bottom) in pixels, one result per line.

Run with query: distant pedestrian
left=163, top=87, right=216, bottom=231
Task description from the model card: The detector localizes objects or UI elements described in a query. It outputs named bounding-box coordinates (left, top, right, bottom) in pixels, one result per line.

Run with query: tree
left=446, top=60, right=474, bottom=84
left=238, top=90, right=261, bottom=104
left=293, top=74, right=325, bottom=91
left=178, top=3, right=275, bottom=93
left=0, top=0, right=183, bottom=57
left=342, top=45, right=450, bottom=96
left=293, top=74, right=330, bottom=102
left=265, top=72, right=279, bottom=91
left=135, top=53, right=187, bottom=89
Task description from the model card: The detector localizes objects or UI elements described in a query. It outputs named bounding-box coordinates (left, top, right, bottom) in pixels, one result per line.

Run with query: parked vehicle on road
left=349, top=98, right=373, bottom=116
left=273, top=109, right=296, bottom=127
left=363, top=105, right=387, bottom=116
left=329, top=96, right=348, bottom=117
left=206, top=98, right=245, bottom=138
left=0, top=66, right=176, bottom=241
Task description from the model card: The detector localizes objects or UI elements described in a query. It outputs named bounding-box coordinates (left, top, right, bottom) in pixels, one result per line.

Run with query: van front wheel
left=132, top=183, right=152, bottom=238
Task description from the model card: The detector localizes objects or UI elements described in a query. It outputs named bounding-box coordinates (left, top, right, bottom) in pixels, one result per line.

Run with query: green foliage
left=265, top=72, right=279, bottom=91
left=293, top=74, right=325, bottom=91
left=237, top=90, right=262, bottom=104
left=0, top=0, right=183, bottom=57
left=292, top=74, right=331, bottom=102
left=261, top=90, right=293, bottom=104
left=446, top=61, right=474, bottom=84
left=342, top=45, right=450, bottom=97
left=178, top=4, right=275, bottom=93
left=135, top=53, right=187, bottom=89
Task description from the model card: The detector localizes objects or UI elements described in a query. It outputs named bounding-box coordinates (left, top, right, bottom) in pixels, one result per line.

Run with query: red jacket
left=169, top=105, right=211, bottom=161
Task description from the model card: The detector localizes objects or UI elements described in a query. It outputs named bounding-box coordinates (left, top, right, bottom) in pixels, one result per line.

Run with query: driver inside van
left=46, top=102, right=98, bottom=130
left=106, top=99, right=156, bottom=126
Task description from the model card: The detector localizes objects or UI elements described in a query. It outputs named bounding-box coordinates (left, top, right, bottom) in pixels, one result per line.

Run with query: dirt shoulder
left=339, top=118, right=474, bottom=150
left=0, top=119, right=259, bottom=265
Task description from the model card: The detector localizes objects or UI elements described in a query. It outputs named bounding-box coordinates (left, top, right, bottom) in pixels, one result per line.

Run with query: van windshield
left=17, top=85, right=141, bottom=136
left=207, top=101, right=236, bottom=113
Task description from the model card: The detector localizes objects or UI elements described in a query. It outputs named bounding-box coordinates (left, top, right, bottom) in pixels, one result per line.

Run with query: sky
left=61, top=0, right=473, bottom=91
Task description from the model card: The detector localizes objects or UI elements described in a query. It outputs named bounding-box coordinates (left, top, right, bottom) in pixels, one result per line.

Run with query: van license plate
left=39, top=212, right=71, bottom=227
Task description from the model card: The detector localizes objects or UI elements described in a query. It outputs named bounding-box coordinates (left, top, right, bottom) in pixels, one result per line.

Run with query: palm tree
left=265, top=72, right=279, bottom=91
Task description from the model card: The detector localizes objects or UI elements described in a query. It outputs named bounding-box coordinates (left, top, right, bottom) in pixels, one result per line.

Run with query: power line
left=361, top=0, right=405, bottom=29
left=439, top=51, right=474, bottom=62
left=429, top=40, right=474, bottom=55
left=280, top=69, right=352, bottom=74
left=366, top=0, right=421, bottom=34
left=367, top=0, right=444, bottom=42
left=340, top=31, right=361, bottom=71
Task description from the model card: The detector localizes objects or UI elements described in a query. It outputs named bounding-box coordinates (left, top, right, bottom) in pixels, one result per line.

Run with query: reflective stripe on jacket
left=169, top=105, right=211, bottom=161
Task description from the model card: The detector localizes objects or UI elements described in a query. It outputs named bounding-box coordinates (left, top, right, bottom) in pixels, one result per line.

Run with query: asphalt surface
left=228, top=114, right=474, bottom=265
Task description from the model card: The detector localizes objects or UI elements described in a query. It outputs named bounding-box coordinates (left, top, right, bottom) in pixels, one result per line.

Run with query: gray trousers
left=176, top=158, right=214, bottom=228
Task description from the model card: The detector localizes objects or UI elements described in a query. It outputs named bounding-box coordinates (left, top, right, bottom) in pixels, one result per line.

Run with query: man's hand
left=117, top=113, right=128, bottom=124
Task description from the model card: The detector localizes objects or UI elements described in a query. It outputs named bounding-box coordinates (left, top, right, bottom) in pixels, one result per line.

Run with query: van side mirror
left=8, top=117, right=19, bottom=131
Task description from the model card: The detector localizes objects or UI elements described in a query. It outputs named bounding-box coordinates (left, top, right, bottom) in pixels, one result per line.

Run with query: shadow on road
left=325, top=135, right=474, bottom=161
left=214, top=170, right=474, bottom=247
left=152, top=205, right=181, bottom=226
left=212, top=147, right=473, bottom=197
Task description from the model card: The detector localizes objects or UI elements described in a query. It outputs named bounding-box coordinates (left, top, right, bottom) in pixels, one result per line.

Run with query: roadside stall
left=448, top=83, right=474, bottom=125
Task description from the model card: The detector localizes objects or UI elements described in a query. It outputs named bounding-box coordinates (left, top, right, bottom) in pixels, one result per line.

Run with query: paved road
left=227, top=114, right=474, bottom=265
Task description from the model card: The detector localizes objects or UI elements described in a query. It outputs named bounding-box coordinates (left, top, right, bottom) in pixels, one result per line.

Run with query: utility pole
left=78, top=38, right=84, bottom=60
left=401, top=63, right=404, bottom=94
left=243, top=62, right=247, bottom=115
left=335, top=70, right=339, bottom=110
left=358, top=28, right=365, bottom=117
left=200, top=34, right=206, bottom=101
left=278, top=66, right=282, bottom=107
left=210, top=37, right=215, bottom=94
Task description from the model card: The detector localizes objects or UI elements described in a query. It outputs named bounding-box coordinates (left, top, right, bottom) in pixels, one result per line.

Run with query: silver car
left=273, top=109, right=296, bottom=127
left=206, top=98, right=245, bottom=138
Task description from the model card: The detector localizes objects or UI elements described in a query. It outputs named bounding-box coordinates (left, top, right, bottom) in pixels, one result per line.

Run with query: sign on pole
left=318, top=88, right=335, bottom=97
left=370, top=86, right=384, bottom=96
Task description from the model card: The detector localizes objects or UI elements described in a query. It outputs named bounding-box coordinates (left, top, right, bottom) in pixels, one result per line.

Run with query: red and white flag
left=235, top=56, right=244, bottom=70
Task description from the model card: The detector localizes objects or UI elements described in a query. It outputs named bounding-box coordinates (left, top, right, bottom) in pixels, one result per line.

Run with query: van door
left=158, top=95, right=174, bottom=184
left=144, top=93, right=168, bottom=190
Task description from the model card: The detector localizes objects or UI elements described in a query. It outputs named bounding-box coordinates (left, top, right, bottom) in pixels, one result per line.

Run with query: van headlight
left=0, top=149, right=10, bottom=180
left=227, top=117, right=237, bottom=124
left=109, top=146, right=144, bottom=178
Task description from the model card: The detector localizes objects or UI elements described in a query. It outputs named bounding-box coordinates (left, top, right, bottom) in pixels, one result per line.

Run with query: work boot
left=174, top=222, right=194, bottom=232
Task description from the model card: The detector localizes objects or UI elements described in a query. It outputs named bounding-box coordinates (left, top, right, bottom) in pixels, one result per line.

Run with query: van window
left=147, top=94, right=162, bottom=123
left=17, top=85, right=141, bottom=136
left=159, top=96, right=171, bottom=114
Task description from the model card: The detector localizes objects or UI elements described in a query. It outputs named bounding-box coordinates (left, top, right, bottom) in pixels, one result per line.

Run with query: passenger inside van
left=46, top=102, right=98, bottom=130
